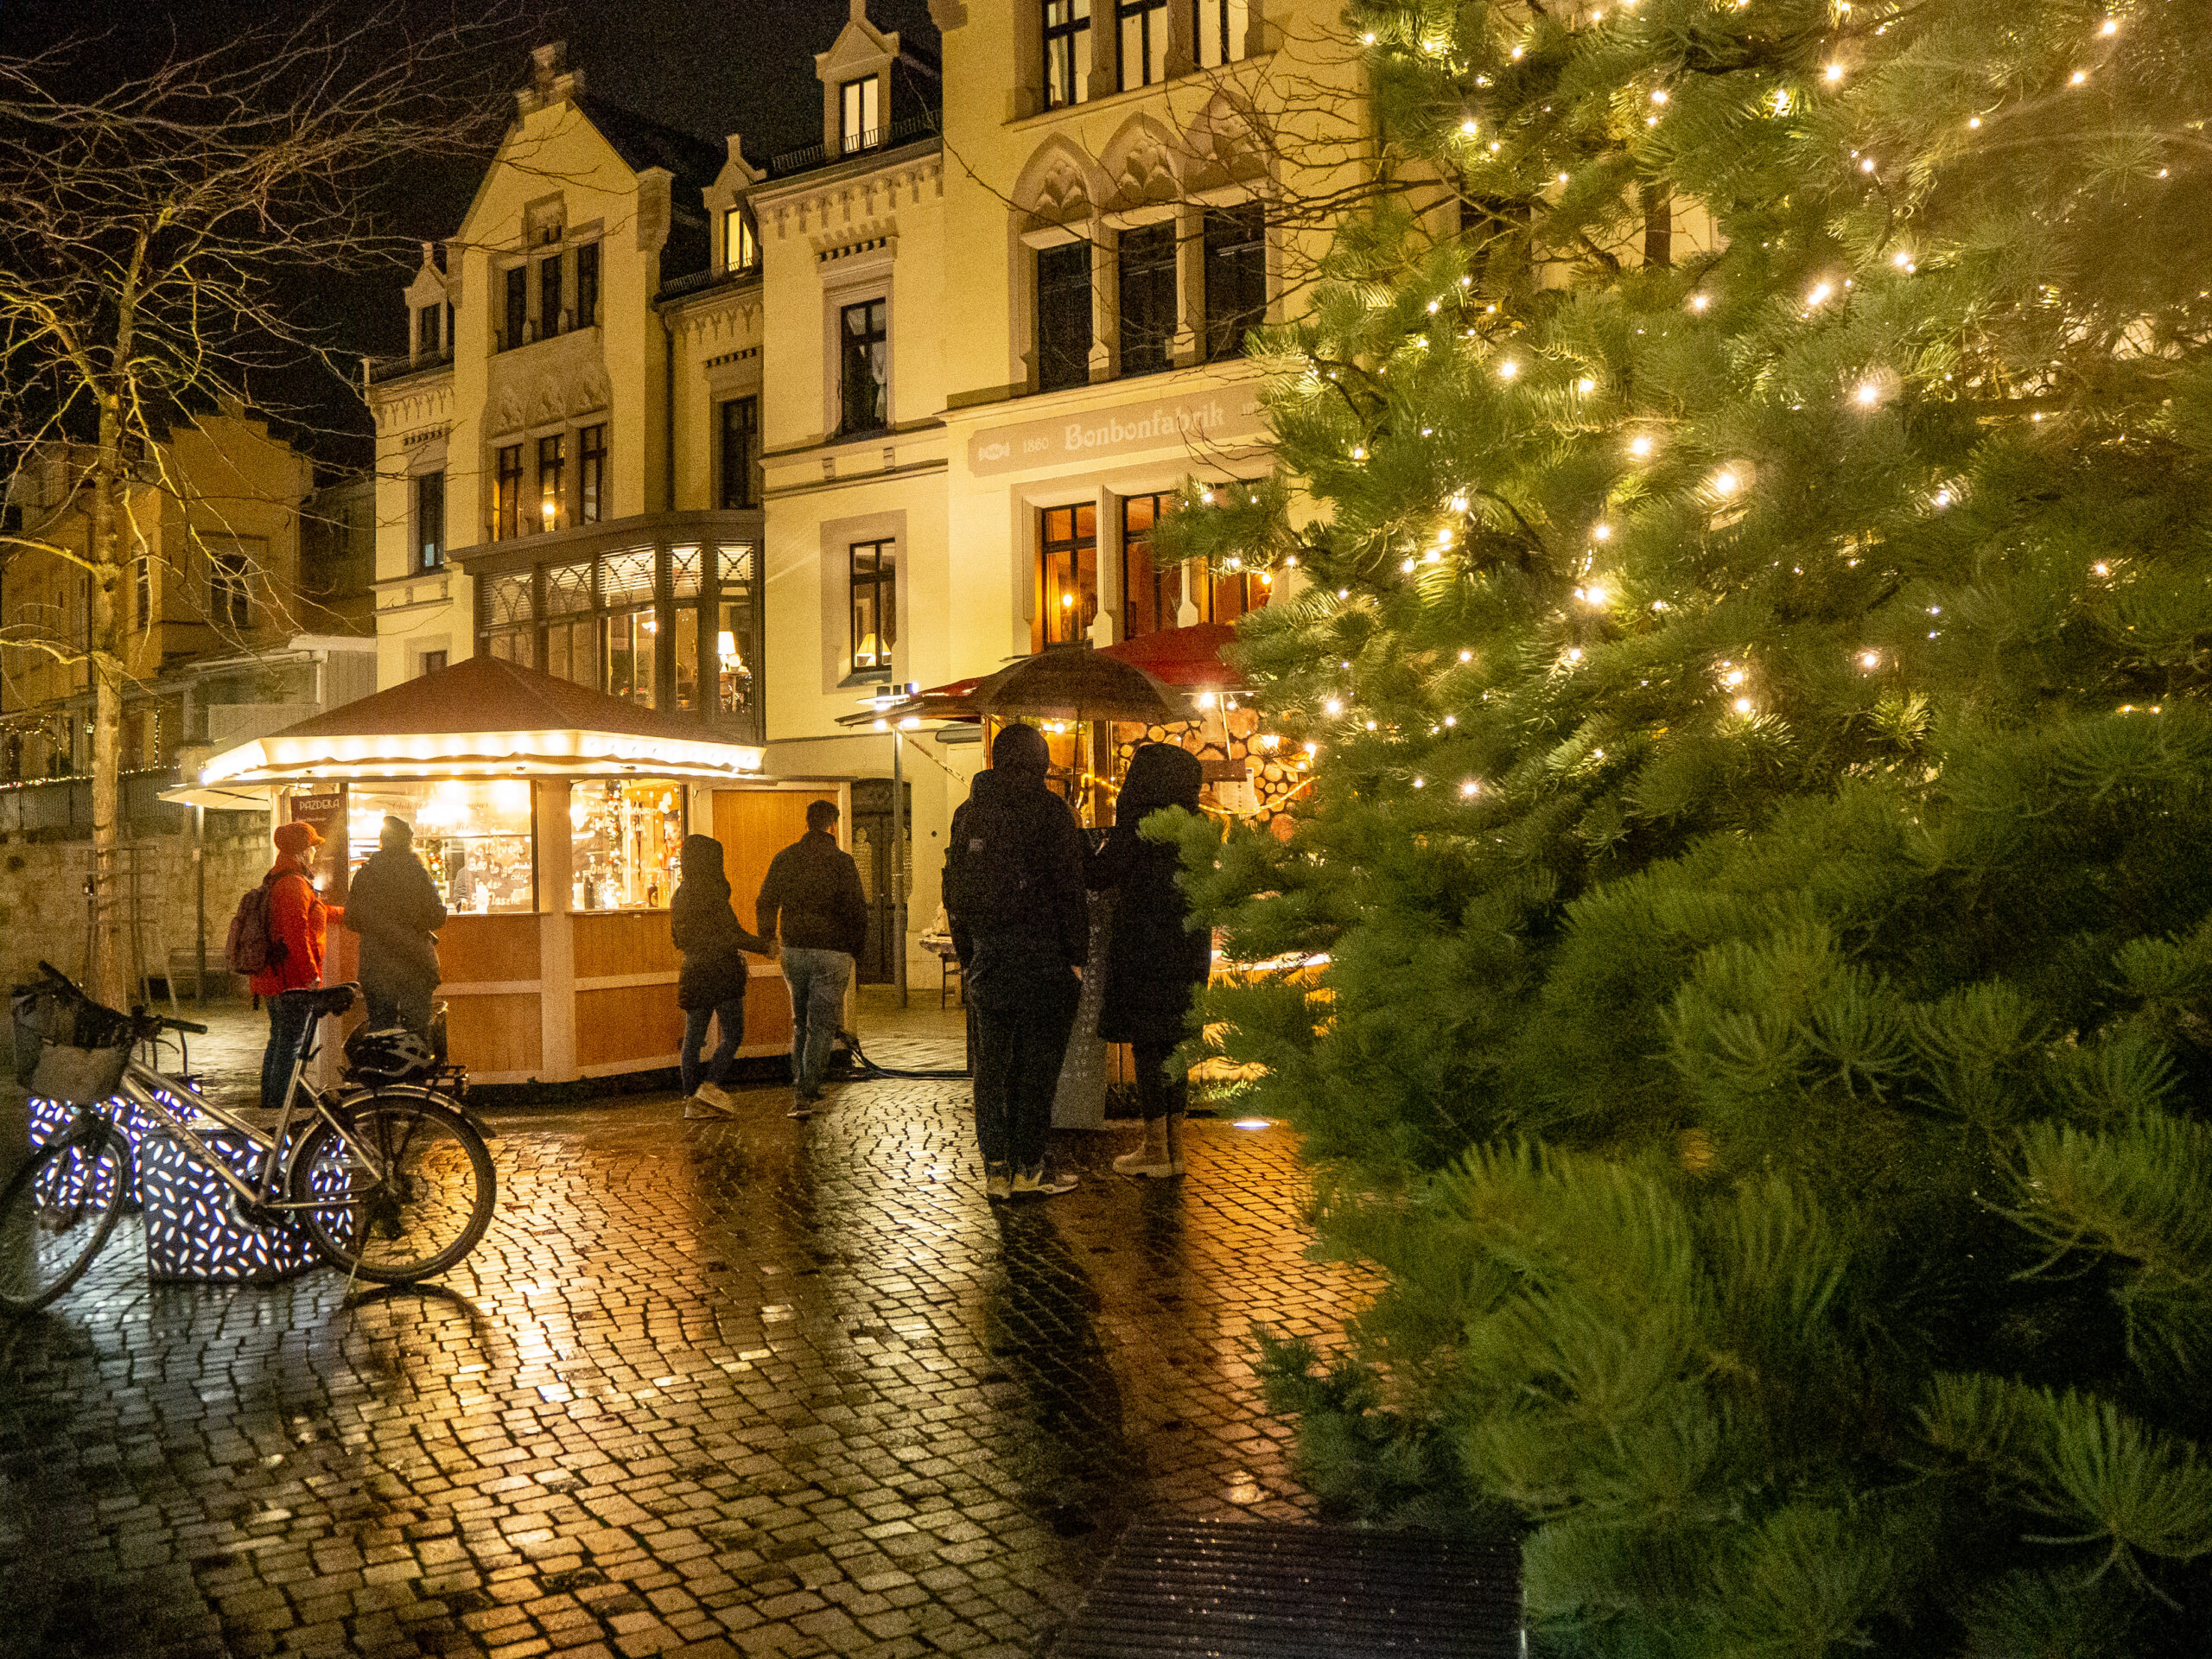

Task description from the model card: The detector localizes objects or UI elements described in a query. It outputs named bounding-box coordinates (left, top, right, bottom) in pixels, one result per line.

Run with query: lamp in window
left=717, top=630, right=741, bottom=668
left=855, top=632, right=883, bottom=669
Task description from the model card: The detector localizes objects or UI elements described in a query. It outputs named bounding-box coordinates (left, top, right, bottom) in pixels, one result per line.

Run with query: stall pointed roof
left=198, top=656, right=764, bottom=787
left=264, top=655, right=716, bottom=743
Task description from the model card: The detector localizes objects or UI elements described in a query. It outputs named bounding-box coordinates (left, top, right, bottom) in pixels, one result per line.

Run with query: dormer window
left=1044, top=0, right=1092, bottom=108
left=840, top=76, right=879, bottom=154
left=417, top=303, right=442, bottom=358
left=722, top=207, right=759, bottom=273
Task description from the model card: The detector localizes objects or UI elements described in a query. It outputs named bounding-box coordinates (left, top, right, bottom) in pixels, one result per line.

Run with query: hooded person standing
left=340, top=816, right=447, bottom=1038
left=671, top=834, right=777, bottom=1118
left=251, top=820, right=335, bottom=1114
left=1087, top=743, right=1210, bottom=1178
left=755, top=799, right=868, bottom=1115
left=944, top=721, right=1089, bottom=1200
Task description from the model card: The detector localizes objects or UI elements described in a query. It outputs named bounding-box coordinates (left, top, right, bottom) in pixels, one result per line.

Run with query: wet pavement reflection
left=0, top=1014, right=1370, bottom=1658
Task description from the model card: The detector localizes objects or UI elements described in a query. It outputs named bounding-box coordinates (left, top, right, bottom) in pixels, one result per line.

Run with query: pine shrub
left=1160, top=2, right=2212, bottom=1651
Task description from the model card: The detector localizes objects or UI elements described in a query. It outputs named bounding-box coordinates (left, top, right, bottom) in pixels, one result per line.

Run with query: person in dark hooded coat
left=1087, top=742, right=1209, bottom=1177
left=671, top=834, right=776, bottom=1117
left=340, top=815, right=447, bottom=1039
left=944, top=721, right=1088, bottom=1199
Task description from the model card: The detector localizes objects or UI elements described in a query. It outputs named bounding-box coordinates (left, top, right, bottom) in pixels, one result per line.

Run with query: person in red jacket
left=252, top=820, right=336, bottom=1112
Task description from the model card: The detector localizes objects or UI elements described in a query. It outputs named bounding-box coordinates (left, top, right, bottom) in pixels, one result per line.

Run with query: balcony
left=767, top=116, right=939, bottom=180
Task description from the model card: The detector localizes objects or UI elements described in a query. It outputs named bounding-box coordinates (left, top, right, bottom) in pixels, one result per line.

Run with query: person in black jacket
left=756, top=800, right=868, bottom=1113
left=1088, top=743, right=1210, bottom=1178
left=944, top=721, right=1088, bottom=1200
left=671, top=834, right=776, bottom=1118
left=340, top=816, right=447, bottom=1038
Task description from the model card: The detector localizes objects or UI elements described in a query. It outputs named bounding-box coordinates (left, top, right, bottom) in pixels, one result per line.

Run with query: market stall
left=180, top=655, right=778, bottom=1084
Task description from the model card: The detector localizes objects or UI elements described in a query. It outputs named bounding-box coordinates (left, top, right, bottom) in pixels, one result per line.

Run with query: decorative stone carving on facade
left=762, top=158, right=942, bottom=239
left=1098, top=113, right=1186, bottom=207
left=1013, top=138, right=1108, bottom=231
left=370, top=375, right=454, bottom=437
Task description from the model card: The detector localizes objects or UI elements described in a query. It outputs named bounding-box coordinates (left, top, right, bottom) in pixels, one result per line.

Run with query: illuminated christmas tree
left=1160, top=1, right=2212, bottom=1650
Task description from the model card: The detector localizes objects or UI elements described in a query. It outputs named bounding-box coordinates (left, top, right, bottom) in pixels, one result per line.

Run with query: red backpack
left=225, top=871, right=289, bottom=976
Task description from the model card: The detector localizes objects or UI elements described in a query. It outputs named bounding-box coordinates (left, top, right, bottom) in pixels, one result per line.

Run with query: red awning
left=1097, top=623, right=1243, bottom=688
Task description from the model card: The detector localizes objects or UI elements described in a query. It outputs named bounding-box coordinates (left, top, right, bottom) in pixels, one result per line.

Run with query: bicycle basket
left=343, top=1024, right=437, bottom=1086
left=12, top=984, right=137, bottom=1103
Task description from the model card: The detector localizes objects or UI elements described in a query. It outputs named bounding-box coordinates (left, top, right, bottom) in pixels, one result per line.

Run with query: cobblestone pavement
left=0, top=996, right=1373, bottom=1658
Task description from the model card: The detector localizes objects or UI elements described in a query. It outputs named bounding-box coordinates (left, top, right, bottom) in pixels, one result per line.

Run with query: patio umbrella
left=972, top=647, right=1186, bottom=724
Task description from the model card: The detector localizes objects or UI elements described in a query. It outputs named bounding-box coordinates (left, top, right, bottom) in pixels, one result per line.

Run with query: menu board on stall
left=289, top=787, right=346, bottom=900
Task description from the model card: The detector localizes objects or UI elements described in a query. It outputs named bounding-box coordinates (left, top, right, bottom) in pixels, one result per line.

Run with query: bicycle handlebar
left=37, top=959, right=208, bottom=1034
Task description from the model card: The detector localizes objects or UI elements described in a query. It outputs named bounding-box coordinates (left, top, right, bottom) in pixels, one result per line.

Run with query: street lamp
left=856, top=681, right=919, bottom=1007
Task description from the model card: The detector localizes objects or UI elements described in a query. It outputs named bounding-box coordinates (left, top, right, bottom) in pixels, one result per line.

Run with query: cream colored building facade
left=369, top=0, right=1371, bottom=982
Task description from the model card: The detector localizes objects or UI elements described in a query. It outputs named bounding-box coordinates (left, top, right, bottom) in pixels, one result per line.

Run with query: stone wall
left=0, top=830, right=273, bottom=999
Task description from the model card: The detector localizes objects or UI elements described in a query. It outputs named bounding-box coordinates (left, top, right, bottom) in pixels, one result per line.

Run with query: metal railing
left=768, top=116, right=940, bottom=178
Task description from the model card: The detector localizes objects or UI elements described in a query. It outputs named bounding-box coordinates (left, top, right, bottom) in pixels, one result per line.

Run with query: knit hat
left=380, top=815, right=413, bottom=847
left=273, top=820, right=322, bottom=855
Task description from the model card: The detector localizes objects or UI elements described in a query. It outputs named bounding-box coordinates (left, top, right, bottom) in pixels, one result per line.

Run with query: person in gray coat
left=340, top=816, right=447, bottom=1037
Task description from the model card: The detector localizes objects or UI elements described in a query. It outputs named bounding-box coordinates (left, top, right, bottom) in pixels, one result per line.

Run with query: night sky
left=0, top=0, right=944, bottom=467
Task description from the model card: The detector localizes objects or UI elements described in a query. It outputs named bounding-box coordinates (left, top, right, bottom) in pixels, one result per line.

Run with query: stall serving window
left=569, top=779, right=685, bottom=912
left=346, top=781, right=537, bottom=914
left=472, top=540, right=763, bottom=742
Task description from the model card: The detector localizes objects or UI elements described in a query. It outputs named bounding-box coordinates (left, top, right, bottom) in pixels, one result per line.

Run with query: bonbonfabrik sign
left=967, top=385, right=1267, bottom=477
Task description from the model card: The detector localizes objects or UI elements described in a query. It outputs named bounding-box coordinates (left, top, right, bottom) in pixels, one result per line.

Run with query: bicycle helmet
left=343, top=1024, right=438, bottom=1085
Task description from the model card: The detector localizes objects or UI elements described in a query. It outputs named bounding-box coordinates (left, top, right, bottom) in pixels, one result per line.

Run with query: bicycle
left=1, top=963, right=496, bottom=1313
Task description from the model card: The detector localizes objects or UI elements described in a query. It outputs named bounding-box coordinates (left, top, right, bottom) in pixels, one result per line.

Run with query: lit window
left=1038, top=504, right=1097, bottom=646
left=850, top=540, right=897, bottom=672
left=839, top=298, right=889, bottom=434
left=722, top=207, right=758, bottom=272
left=537, top=433, right=566, bottom=532
left=1193, top=0, right=1249, bottom=67
left=494, top=445, right=523, bottom=540
left=841, top=76, right=880, bottom=154
left=1118, top=0, right=1168, bottom=90
left=1044, top=0, right=1092, bottom=108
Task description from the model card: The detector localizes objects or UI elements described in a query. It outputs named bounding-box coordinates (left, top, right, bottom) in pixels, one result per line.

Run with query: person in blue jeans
left=671, top=835, right=776, bottom=1119
left=755, top=800, right=869, bottom=1117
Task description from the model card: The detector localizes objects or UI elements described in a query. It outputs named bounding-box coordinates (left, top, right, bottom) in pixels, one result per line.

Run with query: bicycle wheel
left=289, top=1091, right=495, bottom=1283
left=0, top=1118, right=130, bottom=1313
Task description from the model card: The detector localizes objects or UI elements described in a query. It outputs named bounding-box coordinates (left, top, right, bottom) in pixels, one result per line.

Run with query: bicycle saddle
left=274, top=984, right=359, bottom=1019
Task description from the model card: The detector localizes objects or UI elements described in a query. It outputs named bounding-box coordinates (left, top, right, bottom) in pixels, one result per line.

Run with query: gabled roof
left=574, top=96, right=724, bottom=198
left=198, top=655, right=763, bottom=785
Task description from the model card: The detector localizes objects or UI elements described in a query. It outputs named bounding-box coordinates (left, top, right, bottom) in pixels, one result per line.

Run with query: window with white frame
left=1044, top=0, right=1092, bottom=108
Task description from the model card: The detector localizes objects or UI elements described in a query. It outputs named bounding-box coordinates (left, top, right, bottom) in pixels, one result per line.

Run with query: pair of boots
left=1113, top=1114, right=1185, bottom=1179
